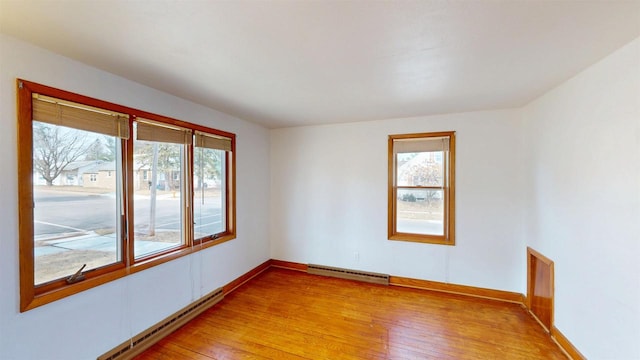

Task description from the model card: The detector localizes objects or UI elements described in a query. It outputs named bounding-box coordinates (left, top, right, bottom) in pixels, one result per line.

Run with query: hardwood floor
left=135, top=268, right=567, bottom=359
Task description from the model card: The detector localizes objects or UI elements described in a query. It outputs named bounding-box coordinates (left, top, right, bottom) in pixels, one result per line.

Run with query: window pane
left=33, top=121, right=121, bottom=285
left=396, top=151, right=443, bottom=186
left=133, top=126, right=185, bottom=258
left=194, top=147, right=225, bottom=239
left=396, top=188, right=444, bottom=236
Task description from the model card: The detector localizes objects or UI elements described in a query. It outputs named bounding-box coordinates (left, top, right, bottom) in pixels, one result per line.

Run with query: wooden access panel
left=527, top=247, right=554, bottom=332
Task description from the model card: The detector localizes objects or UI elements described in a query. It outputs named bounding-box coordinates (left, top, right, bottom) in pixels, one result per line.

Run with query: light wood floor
left=135, top=267, right=567, bottom=359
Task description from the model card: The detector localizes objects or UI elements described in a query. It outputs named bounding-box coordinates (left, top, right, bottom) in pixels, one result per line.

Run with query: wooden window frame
left=192, top=143, right=231, bottom=245
left=388, top=131, right=456, bottom=245
left=17, top=79, right=236, bottom=311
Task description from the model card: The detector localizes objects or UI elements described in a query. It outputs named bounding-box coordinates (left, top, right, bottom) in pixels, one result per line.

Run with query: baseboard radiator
left=97, top=287, right=224, bottom=360
left=308, top=264, right=389, bottom=285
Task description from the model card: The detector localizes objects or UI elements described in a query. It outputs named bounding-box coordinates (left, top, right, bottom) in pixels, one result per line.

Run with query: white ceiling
left=1, top=1, right=639, bottom=128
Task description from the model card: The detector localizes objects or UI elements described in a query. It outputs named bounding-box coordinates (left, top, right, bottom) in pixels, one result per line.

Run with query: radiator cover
left=307, top=264, right=389, bottom=285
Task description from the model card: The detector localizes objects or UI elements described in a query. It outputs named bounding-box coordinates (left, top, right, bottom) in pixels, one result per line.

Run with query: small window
left=90, top=173, right=97, bottom=182
left=193, top=131, right=231, bottom=241
left=388, top=132, right=455, bottom=245
left=133, top=120, right=190, bottom=259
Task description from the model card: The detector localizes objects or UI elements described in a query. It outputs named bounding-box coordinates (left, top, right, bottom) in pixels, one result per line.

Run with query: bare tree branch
left=33, top=122, right=89, bottom=186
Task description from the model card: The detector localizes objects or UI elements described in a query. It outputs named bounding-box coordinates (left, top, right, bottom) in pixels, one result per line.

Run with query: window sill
left=22, top=233, right=236, bottom=312
left=388, top=233, right=455, bottom=246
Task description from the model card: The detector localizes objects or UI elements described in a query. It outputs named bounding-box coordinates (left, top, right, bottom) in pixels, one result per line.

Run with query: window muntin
left=18, top=80, right=236, bottom=311
left=388, top=132, right=455, bottom=245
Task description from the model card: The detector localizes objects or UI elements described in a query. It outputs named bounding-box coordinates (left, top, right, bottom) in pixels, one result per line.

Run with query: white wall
left=522, top=37, right=640, bottom=358
left=270, top=109, right=525, bottom=293
left=0, top=34, right=270, bottom=360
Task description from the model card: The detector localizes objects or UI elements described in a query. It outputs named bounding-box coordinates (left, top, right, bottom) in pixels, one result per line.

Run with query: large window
left=17, top=80, right=236, bottom=311
left=388, top=132, right=455, bottom=245
left=30, top=96, right=127, bottom=285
